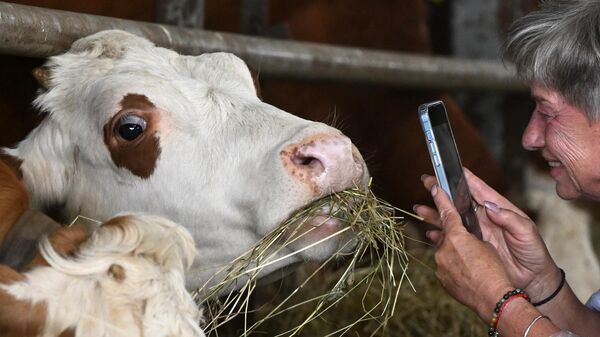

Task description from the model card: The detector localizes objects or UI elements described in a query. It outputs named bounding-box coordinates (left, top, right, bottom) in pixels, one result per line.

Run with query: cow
left=1, top=214, right=205, bottom=337
left=1, top=30, right=370, bottom=293
left=521, top=161, right=600, bottom=302
left=0, top=158, right=204, bottom=337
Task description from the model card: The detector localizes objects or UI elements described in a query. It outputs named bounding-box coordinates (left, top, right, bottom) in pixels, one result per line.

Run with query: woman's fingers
left=426, top=229, right=442, bottom=244
left=421, top=174, right=437, bottom=191
left=463, top=168, right=529, bottom=218
left=430, top=184, right=464, bottom=233
left=482, top=201, right=534, bottom=236
left=418, top=173, right=468, bottom=238
left=413, top=204, right=441, bottom=227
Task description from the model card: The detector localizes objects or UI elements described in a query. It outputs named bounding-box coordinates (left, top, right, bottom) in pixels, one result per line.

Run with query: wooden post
left=156, top=0, right=205, bottom=29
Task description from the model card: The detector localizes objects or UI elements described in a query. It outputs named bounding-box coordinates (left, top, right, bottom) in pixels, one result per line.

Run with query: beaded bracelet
left=532, top=268, right=565, bottom=307
left=488, top=289, right=531, bottom=337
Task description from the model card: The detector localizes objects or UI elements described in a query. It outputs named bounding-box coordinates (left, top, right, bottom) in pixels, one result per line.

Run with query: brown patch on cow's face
left=103, top=94, right=161, bottom=179
left=0, top=265, right=47, bottom=337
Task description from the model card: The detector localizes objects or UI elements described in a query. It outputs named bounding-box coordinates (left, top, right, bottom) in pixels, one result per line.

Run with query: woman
left=413, top=1, right=600, bottom=336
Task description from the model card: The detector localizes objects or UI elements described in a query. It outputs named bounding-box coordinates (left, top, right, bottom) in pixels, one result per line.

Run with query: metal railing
left=0, top=2, right=526, bottom=91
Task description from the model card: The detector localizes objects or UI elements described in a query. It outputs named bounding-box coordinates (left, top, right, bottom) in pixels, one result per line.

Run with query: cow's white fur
left=4, top=30, right=367, bottom=290
left=522, top=164, right=600, bottom=302
left=1, top=213, right=205, bottom=337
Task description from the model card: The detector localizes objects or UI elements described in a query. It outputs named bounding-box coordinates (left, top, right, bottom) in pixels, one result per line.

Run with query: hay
left=193, top=181, right=418, bottom=336
left=253, top=246, right=487, bottom=337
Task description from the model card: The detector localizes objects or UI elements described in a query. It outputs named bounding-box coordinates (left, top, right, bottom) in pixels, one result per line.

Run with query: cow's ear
left=247, top=66, right=263, bottom=101
left=32, top=66, right=51, bottom=90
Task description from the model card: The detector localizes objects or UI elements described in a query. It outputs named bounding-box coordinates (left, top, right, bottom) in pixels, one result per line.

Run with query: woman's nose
left=521, top=114, right=545, bottom=151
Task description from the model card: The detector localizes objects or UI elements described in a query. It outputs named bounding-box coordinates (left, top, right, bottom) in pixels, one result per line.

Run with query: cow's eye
left=116, top=115, right=147, bottom=141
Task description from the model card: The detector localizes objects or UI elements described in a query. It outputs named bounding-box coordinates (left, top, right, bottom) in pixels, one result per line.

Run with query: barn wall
left=450, top=0, right=505, bottom=163
left=424, top=0, right=544, bottom=192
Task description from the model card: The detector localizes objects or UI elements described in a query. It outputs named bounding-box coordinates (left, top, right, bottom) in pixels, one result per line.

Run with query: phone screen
left=419, top=101, right=482, bottom=239
left=429, top=104, right=471, bottom=215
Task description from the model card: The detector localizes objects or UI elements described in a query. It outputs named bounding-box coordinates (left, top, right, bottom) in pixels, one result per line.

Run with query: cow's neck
left=56, top=176, right=293, bottom=291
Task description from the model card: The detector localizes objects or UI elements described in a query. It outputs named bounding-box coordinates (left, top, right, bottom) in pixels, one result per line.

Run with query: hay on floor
left=195, top=183, right=485, bottom=336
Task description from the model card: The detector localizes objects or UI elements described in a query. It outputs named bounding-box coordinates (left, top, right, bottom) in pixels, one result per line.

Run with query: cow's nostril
left=294, top=154, right=313, bottom=166
left=282, top=133, right=367, bottom=191
left=292, top=153, right=325, bottom=173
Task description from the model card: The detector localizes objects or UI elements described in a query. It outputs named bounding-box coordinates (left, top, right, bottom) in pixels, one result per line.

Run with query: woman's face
left=522, top=84, right=600, bottom=200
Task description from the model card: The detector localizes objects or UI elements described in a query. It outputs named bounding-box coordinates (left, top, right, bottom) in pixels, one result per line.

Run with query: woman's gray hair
left=503, top=0, right=600, bottom=121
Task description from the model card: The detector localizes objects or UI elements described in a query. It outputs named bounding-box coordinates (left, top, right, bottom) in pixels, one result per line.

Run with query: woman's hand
left=424, top=182, right=514, bottom=320
left=414, top=169, right=561, bottom=303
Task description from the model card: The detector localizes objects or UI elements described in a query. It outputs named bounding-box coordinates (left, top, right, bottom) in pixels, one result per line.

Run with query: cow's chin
left=284, top=211, right=358, bottom=261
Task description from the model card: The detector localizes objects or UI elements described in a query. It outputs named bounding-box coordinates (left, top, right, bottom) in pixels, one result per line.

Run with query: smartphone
left=418, top=101, right=482, bottom=239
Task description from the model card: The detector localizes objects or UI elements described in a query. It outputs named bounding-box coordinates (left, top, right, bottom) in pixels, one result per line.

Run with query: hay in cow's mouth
left=192, top=179, right=422, bottom=336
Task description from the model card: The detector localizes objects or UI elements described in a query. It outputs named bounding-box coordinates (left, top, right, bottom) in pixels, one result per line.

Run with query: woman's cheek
left=548, top=126, right=586, bottom=166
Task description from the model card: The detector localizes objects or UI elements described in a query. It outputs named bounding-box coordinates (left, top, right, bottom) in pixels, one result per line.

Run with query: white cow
left=0, top=213, right=205, bottom=337
left=2, top=30, right=369, bottom=291
left=522, top=163, right=600, bottom=302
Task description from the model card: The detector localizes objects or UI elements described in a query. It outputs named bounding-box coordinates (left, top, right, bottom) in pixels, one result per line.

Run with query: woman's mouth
left=547, top=160, right=565, bottom=180
left=548, top=161, right=562, bottom=167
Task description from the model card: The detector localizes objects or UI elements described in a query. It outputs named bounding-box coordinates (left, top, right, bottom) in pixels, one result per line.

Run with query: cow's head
left=5, top=30, right=369, bottom=289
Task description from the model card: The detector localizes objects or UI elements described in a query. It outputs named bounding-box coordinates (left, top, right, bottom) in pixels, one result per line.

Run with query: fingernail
left=425, top=230, right=431, bottom=239
left=484, top=201, right=499, bottom=213
left=431, top=185, right=437, bottom=196
left=420, top=174, right=428, bottom=182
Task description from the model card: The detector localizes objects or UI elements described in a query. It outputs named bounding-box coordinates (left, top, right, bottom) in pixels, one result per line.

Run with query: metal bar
left=0, top=2, right=526, bottom=92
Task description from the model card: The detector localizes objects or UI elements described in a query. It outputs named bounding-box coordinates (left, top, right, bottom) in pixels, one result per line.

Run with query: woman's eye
left=116, top=115, right=147, bottom=141
left=539, top=111, right=555, bottom=121
left=534, top=106, right=554, bottom=121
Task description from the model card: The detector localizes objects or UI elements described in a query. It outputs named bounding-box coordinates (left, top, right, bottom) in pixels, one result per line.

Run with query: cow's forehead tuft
left=58, top=30, right=257, bottom=97
left=69, top=30, right=155, bottom=59
left=105, top=46, right=256, bottom=98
